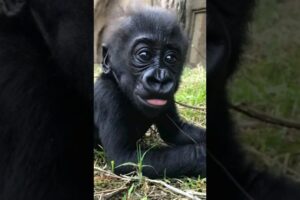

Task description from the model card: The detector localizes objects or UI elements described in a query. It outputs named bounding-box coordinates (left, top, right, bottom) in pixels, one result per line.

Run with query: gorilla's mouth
left=137, top=95, right=168, bottom=108
left=146, top=99, right=167, bottom=106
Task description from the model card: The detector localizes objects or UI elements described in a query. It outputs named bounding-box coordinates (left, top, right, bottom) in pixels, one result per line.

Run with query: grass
left=176, top=66, right=206, bottom=127
left=94, top=65, right=206, bottom=199
left=228, top=0, right=300, bottom=181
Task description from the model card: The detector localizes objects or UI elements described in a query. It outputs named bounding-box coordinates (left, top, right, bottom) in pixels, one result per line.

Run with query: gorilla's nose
left=142, top=68, right=175, bottom=94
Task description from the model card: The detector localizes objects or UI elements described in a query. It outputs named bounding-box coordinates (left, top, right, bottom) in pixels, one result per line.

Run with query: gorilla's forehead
left=129, top=11, right=181, bottom=38
left=115, top=9, right=187, bottom=49
left=104, top=7, right=188, bottom=53
left=131, top=10, right=177, bottom=30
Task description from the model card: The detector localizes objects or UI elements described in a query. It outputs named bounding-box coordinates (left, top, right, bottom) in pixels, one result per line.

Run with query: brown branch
left=229, top=103, right=300, bottom=130
left=175, top=101, right=205, bottom=111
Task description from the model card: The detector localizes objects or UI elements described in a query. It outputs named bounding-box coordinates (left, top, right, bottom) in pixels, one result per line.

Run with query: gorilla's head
left=101, top=7, right=188, bottom=117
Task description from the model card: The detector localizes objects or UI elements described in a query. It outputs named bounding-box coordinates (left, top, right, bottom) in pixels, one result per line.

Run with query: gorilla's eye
left=164, top=53, right=177, bottom=64
left=137, top=50, right=152, bottom=62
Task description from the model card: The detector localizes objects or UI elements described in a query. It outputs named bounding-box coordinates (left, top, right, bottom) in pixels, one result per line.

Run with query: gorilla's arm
left=94, top=78, right=205, bottom=178
left=155, top=103, right=206, bottom=145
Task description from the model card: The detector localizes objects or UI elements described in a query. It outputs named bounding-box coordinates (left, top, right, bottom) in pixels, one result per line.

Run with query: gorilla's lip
left=137, top=95, right=168, bottom=108
left=146, top=99, right=167, bottom=106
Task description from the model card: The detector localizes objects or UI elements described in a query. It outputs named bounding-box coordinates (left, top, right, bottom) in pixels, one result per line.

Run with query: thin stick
left=145, top=178, right=202, bottom=200
left=95, top=186, right=128, bottom=200
left=95, top=167, right=205, bottom=200
left=175, top=101, right=205, bottom=111
left=229, top=103, right=300, bottom=130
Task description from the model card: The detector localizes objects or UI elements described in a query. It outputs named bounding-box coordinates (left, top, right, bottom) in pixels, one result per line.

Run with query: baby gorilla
left=94, top=7, right=206, bottom=178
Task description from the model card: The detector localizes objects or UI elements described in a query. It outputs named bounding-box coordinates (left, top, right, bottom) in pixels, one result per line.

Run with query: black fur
left=94, top=7, right=206, bottom=178
left=207, top=0, right=300, bottom=199
left=0, top=0, right=93, bottom=199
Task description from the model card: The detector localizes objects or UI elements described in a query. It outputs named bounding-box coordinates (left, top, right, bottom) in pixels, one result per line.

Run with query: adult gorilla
left=207, top=0, right=300, bottom=199
left=94, top=7, right=206, bottom=178
left=0, top=0, right=93, bottom=199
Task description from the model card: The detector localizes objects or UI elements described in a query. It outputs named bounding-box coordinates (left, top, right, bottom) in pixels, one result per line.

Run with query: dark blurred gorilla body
left=207, top=0, right=300, bottom=199
left=0, top=0, right=93, bottom=199
left=94, top=7, right=206, bottom=178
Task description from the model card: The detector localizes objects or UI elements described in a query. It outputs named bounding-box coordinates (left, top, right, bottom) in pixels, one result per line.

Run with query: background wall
left=94, top=0, right=206, bottom=68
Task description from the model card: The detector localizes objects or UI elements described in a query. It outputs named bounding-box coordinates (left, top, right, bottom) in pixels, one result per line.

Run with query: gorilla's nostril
left=161, top=81, right=174, bottom=93
left=148, top=76, right=160, bottom=84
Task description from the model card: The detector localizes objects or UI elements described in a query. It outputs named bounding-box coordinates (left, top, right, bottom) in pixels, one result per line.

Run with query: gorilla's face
left=102, top=8, right=188, bottom=118
left=130, top=39, right=181, bottom=115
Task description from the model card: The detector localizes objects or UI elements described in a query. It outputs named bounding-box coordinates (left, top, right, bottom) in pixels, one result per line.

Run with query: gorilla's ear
left=2, top=0, right=26, bottom=17
left=102, top=43, right=111, bottom=74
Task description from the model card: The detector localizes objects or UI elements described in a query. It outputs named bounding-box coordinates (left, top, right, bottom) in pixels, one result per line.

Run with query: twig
left=187, top=190, right=207, bottom=197
left=95, top=167, right=205, bottom=200
left=94, top=166, right=137, bottom=180
left=96, top=186, right=128, bottom=200
left=175, top=101, right=205, bottom=111
left=145, top=178, right=202, bottom=200
left=94, top=166, right=117, bottom=176
left=119, top=175, right=204, bottom=200
left=229, top=103, right=300, bottom=130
